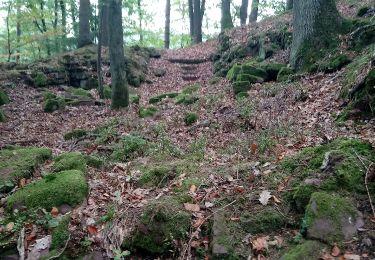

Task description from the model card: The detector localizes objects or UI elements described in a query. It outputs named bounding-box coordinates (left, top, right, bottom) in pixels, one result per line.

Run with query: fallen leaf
left=51, top=207, right=59, bottom=217
left=272, top=195, right=281, bottom=203
left=343, top=254, right=360, bottom=260
left=331, top=243, right=340, bottom=257
left=258, top=190, right=272, bottom=206
left=6, top=222, right=14, bottom=232
left=204, top=202, right=214, bottom=208
left=87, top=225, right=98, bottom=235
left=184, top=203, right=200, bottom=212
left=191, top=240, right=201, bottom=248
left=193, top=218, right=205, bottom=228
left=234, top=186, right=245, bottom=193
left=19, top=178, right=26, bottom=187
left=251, top=143, right=257, bottom=155
left=190, top=184, right=197, bottom=193
left=251, top=236, right=268, bottom=254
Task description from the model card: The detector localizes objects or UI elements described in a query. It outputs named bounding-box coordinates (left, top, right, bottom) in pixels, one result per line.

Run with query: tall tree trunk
left=221, top=0, right=233, bottom=31
left=109, top=0, right=128, bottom=108
left=97, top=0, right=104, bottom=99
left=16, top=0, right=21, bottom=62
left=60, top=0, right=67, bottom=51
left=286, top=0, right=293, bottom=10
left=54, top=0, right=59, bottom=52
left=6, top=1, right=11, bottom=62
left=40, top=0, right=51, bottom=56
left=249, top=0, right=259, bottom=23
left=165, top=0, right=171, bottom=49
left=290, top=0, right=343, bottom=69
left=101, top=0, right=109, bottom=46
left=240, top=0, right=249, bottom=25
left=78, top=0, right=92, bottom=47
left=137, top=0, right=143, bottom=44
left=192, top=0, right=204, bottom=43
left=188, top=0, right=194, bottom=41
left=70, top=0, right=78, bottom=41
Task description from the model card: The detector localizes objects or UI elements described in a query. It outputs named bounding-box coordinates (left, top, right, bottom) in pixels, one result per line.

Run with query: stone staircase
left=167, top=57, right=208, bottom=82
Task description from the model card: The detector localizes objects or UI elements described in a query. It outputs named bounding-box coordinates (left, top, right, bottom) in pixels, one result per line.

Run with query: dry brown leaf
left=331, top=244, right=340, bottom=257
left=5, top=222, right=14, bottom=232
left=190, top=184, right=197, bottom=193
left=19, top=178, right=26, bottom=187
left=272, top=195, right=281, bottom=203
left=193, top=217, right=205, bottom=228
left=87, top=225, right=98, bottom=235
left=184, top=203, right=200, bottom=212
left=251, top=236, right=268, bottom=254
left=251, top=143, right=257, bottom=155
left=51, top=207, right=59, bottom=217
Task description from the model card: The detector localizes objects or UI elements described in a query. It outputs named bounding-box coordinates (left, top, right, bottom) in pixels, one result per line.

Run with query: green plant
left=149, top=124, right=182, bottom=160
left=111, top=135, right=148, bottom=161
left=31, top=72, right=48, bottom=88
left=0, top=90, right=10, bottom=105
left=63, top=129, right=87, bottom=140
left=139, top=106, right=158, bottom=118
left=186, top=136, right=207, bottom=161
left=113, top=249, right=130, bottom=260
left=94, top=119, right=119, bottom=144
left=236, top=96, right=256, bottom=118
left=184, top=112, right=198, bottom=126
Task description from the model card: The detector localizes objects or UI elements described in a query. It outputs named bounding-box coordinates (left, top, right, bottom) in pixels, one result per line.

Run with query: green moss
left=31, top=72, right=48, bottom=88
left=51, top=215, right=70, bottom=249
left=84, top=155, right=104, bottom=168
left=111, top=135, right=147, bottom=162
left=233, top=81, right=250, bottom=95
left=175, top=94, right=199, bottom=105
left=357, top=6, right=370, bottom=17
left=42, top=91, right=56, bottom=100
left=0, top=147, right=52, bottom=192
left=0, top=110, right=5, bottom=122
left=240, top=208, right=287, bottom=234
left=277, top=67, right=294, bottom=82
left=7, top=170, right=88, bottom=210
left=260, top=63, right=286, bottom=81
left=130, top=94, right=141, bottom=104
left=185, top=112, right=198, bottom=126
left=282, top=240, right=326, bottom=260
left=124, top=196, right=190, bottom=254
left=208, top=77, right=220, bottom=85
left=236, top=74, right=263, bottom=83
left=139, top=166, right=176, bottom=187
left=226, top=64, right=242, bottom=81
left=322, top=54, right=352, bottom=73
left=63, top=129, right=87, bottom=140
left=43, top=97, right=65, bottom=113
left=0, top=90, right=9, bottom=106
left=149, top=92, right=179, bottom=104
left=52, top=152, right=87, bottom=173
left=235, top=92, right=249, bottom=99
left=139, top=106, right=158, bottom=118
left=103, top=85, right=112, bottom=99
left=350, top=22, right=375, bottom=50
left=182, top=84, right=200, bottom=94
left=240, top=65, right=267, bottom=79
left=70, top=88, right=92, bottom=98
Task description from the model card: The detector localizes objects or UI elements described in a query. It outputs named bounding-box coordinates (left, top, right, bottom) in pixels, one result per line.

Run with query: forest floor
left=0, top=0, right=375, bottom=259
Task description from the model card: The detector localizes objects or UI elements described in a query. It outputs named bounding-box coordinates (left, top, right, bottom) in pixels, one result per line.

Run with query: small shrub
left=103, top=85, right=112, bottom=99
left=182, top=84, right=200, bottom=94
left=0, top=110, right=5, bottom=122
left=63, top=129, right=87, bottom=140
left=130, top=94, right=141, bottom=104
left=0, top=90, right=10, bottom=106
left=70, top=88, right=92, bottom=98
left=185, top=112, right=198, bottom=126
left=111, top=135, right=147, bottom=161
left=31, top=72, right=48, bottom=88
left=139, top=106, right=158, bottom=118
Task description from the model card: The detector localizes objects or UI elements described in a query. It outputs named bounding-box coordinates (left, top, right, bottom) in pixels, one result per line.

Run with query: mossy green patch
left=240, top=65, right=267, bottom=79
left=320, top=54, right=352, bottom=73
left=7, top=170, right=88, bottom=210
left=277, top=67, right=294, bottom=82
left=0, top=147, right=52, bottom=192
left=357, top=6, right=370, bottom=17
left=208, top=77, right=220, bottom=85
left=233, top=81, right=251, bottom=95
left=43, top=97, right=65, bottom=113
left=182, top=84, right=200, bottom=94
left=70, top=88, right=92, bottom=98
left=282, top=240, right=326, bottom=260
left=42, top=91, right=56, bottom=100
left=0, top=110, right=5, bottom=122
left=111, top=135, right=147, bottom=162
left=63, top=129, right=87, bottom=140
left=350, top=68, right=375, bottom=118
left=226, top=64, right=242, bottom=81
left=31, top=72, right=48, bottom=88
left=84, top=155, right=104, bottom=168
left=185, top=112, right=198, bottom=126
left=149, top=92, right=179, bottom=104
left=124, top=196, right=190, bottom=254
left=0, top=90, right=9, bottom=106
left=260, top=63, right=286, bottom=81
left=103, top=85, right=112, bottom=99
left=240, top=208, right=287, bottom=234
left=175, top=94, right=199, bottom=105
left=130, top=94, right=141, bottom=104
left=52, top=152, right=87, bottom=173
left=139, top=106, right=158, bottom=118
left=138, top=165, right=176, bottom=187
left=51, top=215, right=70, bottom=249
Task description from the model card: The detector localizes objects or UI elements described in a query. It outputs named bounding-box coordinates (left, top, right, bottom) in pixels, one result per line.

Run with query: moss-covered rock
left=0, top=147, right=52, bottom=192
left=130, top=94, right=140, bottom=104
left=0, top=90, right=9, bottom=106
left=260, top=63, right=287, bottom=81
left=103, top=85, right=111, bottom=99
left=233, top=81, right=251, bottom=95
left=281, top=240, right=327, bottom=260
left=303, top=192, right=363, bottom=243
left=236, top=74, right=263, bottom=83
left=240, top=208, right=287, bottom=234
left=321, top=54, right=352, bottom=73
left=70, top=88, right=92, bottom=98
left=31, top=71, right=48, bottom=88
left=139, top=106, right=158, bottom=118
left=277, top=67, right=294, bottom=82
left=226, top=64, right=242, bottom=81
left=0, top=110, right=5, bottom=122
left=51, top=215, right=70, bottom=250
left=7, top=170, right=88, bottom=210
left=138, top=166, right=176, bottom=187
left=279, top=138, right=375, bottom=212
left=42, top=91, right=56, bottom=100
left=240, top=65, right=267, bottom=79
left=43, top=97, right=65, bottom=113
left=175, top=94, right=199, bottom=105
left=84, top=155, right=104, bottom=168
left=185, top=112, right=198, bottom=126
left=52, top=152, right=87, bottom=173
left=124, top=196, right=190, bottom=254
left=111, top=135, right=147, bottom=162
left=63, top=129, right=87, bottom=140
left=149, top=92, right=179, bottom=104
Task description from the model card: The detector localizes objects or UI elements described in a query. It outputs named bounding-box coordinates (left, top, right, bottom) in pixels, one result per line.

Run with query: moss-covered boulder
left=111, top=135, right=147, bottom=162
left=175, top=94, right=199, bottom=105
left=0, top=147, right=52, bottom=192
left=240, top=65, right=267, bottom=79
left=52, top=152, right=87, bottom=173
left=226, top=65, right=242, bottom=81
left=279, top=138, right=375, bottom=212
left=277, top=67, right=294, bottom=82
left=0, top=90, right=9, bottom=106
left=149, top=92, right=179, bottom=104
left=139, top=106, right=158, bottom=118
left=43, top=97, right=65, bottom=113
left=303, top=192, right=363, bottom=243
left=63, top=129, right=87, bottom=140
left=236, top=74, right=263, bottom=83
left=233, top=81, right=251, bottom=95
left=51, top=215, right=70, bottom=250
left=70, top=88, right=92, bottom=98
left=281, top=240, right=327, bottom=260
left=260, top=63, right=287, bottom=81
left=7, top=170, right=88, bottom=210
left=124, top=196, right=190, bottom=254
left=240, top=208, right=287, bottom=234
left=0, top=110, right=5, bottom=122
left=185, top=112, right=198, bottom=126
left=31, top=71, right=48, bottom=88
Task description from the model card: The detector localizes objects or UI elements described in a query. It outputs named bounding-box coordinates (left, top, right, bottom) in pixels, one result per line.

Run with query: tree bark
left=109, top=0, right=129, bottom=108
left=240, top=0, right=249, bottom=25
left=290, top=0, right=343, bottom=69
left=78, top=0, right=92, bottom=48
left=60, top=0, right=67, bottom=51
left=100, top=0, right=109, bottom=46
left=188, top=0, right=194, bottom=41
left=286, top=0, right=293, bottom=10
left=221, top=0, right=233, bottom=31
left=165, top=0, right=171, bottom=49
left=70, top=0, right=78, bottom=41
left=6, top=1, right=11, bottom=62
left=16, top=0, right=21, bottom=62
left=97, top=0, right=104, bottom=99
left=249, top=0, right=259, bottom=23
left=137, top=0, right=143, bottom=43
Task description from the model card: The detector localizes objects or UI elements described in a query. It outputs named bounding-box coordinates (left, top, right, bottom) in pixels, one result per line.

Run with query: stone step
left=168, top=58, right=208, bottom=64
left=180, top=65, right=197, bottom=71
left=182, top=75, right=200, bottom=81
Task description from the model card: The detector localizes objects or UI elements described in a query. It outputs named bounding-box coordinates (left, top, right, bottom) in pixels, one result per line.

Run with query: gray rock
left=153, top=68, right=166, bottom=77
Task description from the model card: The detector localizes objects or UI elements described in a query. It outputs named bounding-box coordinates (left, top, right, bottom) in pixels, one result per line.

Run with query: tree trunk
left=54, top=0, right=59, bottom=52
left=39, top=0, right=51, bottom=56
left=101, top=0, right=109, bottom=46
left=221, top=0, right=233, bottom=31
left=70, top=0, right=78, bottom=41
left=165, top=0, right=171, bottom=49
left=60, top=0, right=67, bottom=51
left=290, top=0, right=343, bottom=69
left=286, top=0, right=293, bottom=10
left=109, top=0, right=128, bottom=108
left=16, top=0, right=21, bottom=62
left=188, top=0, right=194, bottom=42
left=249, top=0, right=259, bottom=23
left=78, top=0, right=92, bottom=48
left=240, top=0, right=249, bottom=25
left=97, top=0, right=104, bottom=99
left=137, top=0, right=143, bottom=43
left=6, top=1, right=11, bottom=62
left=193, top=0, right=203, bottom=43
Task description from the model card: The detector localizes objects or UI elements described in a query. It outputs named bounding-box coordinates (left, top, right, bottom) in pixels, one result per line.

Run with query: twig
left=47, top=234, right=71, bottom=260
left=17, top=227, right=25, bottom=260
